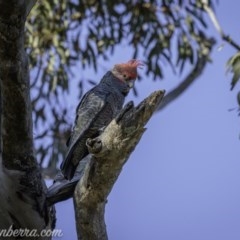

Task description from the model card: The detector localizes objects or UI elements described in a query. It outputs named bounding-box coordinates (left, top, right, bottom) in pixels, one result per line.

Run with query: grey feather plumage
left=61, top=71, right=131, bottom=180
left=47, top=156, right=89, bottom=205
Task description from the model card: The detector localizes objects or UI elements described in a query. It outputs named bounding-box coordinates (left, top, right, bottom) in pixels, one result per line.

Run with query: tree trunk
left=74, top=90, right=165, bottom=240
left=0, top=1, right=55, bottom=239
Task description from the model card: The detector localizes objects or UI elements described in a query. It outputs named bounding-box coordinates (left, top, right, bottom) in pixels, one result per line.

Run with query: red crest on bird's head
left=113, top=59, right=144, bottom=80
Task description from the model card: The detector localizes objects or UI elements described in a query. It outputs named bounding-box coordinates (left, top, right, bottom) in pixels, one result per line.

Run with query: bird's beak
left=127, top=80, right=135, bottom=88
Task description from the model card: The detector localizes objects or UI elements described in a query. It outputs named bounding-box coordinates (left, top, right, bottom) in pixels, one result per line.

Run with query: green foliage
left=26, top=0, right=215, bottom=173
left=227, top=52, right=240, bottom=90
left=226, top=52, right=240, bottom=113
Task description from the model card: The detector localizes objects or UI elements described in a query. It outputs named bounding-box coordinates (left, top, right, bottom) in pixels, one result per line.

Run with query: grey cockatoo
left=61, top=59, right=143, bottom=180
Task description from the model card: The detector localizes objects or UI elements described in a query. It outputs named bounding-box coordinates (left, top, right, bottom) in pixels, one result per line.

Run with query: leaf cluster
left=25, top=0, right=215, bottom=173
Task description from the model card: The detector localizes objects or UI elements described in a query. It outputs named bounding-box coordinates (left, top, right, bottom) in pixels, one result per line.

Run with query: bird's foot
left=116, top=101, right=134, bottom=123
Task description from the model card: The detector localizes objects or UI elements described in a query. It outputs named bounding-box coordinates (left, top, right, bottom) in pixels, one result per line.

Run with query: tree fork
left=74, top=90, right=165, bottom=240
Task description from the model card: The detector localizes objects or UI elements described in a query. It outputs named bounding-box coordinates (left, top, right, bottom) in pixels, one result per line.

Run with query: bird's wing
left=65, top=90, right=95, bottom=147
left=61, top=89, right=112, bottom=179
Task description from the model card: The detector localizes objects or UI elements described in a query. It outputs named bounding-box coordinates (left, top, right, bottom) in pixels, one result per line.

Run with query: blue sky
left=53, top=2, right=240, bottom=239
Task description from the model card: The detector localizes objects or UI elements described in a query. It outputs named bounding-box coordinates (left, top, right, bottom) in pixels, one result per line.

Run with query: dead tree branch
left=73, top=90, right=165, bottom=240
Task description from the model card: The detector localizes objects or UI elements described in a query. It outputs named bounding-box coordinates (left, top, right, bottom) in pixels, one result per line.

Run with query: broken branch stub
left=74, top=90, right=165, bottom=240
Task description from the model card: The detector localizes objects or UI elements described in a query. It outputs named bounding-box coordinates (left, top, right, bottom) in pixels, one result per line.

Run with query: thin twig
left=202, top=0, right=240, bottom=51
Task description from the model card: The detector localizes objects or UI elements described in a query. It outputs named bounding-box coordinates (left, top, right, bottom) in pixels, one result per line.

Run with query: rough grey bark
left=0, top=1, right=55, bottom=239
left=73, top=90, right=165, bottom=240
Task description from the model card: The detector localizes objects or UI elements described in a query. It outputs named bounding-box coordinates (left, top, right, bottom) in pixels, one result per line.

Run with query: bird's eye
left=123, top=74, right=131, bottom=81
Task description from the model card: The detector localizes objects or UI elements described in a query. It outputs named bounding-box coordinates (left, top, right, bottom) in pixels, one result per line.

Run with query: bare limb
left=157, top=55, right=208, bottom=111
left=157, top=38, right=215, bottom=112
left=73, top=90, right=165, bottom=240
